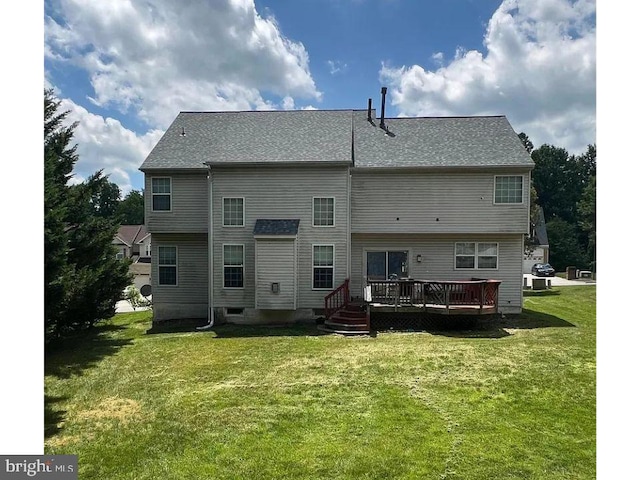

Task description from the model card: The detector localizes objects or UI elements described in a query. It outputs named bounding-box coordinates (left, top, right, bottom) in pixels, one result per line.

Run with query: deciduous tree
left=116, top=189, right=145, bottom=225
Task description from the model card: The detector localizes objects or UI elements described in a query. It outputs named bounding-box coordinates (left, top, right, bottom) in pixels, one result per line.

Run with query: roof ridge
left=178, top=109, right=355, bottom=114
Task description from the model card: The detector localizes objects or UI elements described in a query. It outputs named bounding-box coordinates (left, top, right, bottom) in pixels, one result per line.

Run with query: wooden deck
left=365, top=278, right=501, bottom=316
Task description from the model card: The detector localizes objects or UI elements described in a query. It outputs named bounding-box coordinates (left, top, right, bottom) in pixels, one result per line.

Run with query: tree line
left=519, top=133, right=596, bottom=273
left=85, top=177, right=145, bottom=225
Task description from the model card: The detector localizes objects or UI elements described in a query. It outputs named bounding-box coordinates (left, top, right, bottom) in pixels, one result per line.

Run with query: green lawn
left=45, top=286, right=596, bottom=479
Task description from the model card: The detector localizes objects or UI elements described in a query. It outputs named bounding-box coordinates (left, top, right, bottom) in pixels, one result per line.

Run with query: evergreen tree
left=44, top=89, right=132, bottom=341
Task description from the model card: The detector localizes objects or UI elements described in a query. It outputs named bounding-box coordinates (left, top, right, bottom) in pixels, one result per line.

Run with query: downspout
left=347, top=170, right=352, bottom=287
left=347, top=112, right=354, bottom=289
left=197, top=168, right=216, bottom=330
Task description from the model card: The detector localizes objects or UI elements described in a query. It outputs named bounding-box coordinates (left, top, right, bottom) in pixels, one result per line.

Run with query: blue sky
left=43, top=0, right=596, bottom=195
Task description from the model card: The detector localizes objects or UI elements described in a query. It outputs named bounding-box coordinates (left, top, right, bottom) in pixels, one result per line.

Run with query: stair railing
left=324, top=279, right=350, bottom=320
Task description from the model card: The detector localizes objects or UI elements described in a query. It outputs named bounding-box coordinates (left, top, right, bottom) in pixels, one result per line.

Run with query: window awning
left=253, top=219, right=300, bottom=237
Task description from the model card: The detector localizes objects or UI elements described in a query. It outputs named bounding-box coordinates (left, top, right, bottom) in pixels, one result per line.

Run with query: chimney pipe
left=380, top=87, right=387, bottom=130
left=367, top=98, right=372, bottom=121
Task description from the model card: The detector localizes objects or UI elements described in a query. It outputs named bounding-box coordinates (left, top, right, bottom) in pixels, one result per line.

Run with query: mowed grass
left=45, top=286, right=596, bottom=479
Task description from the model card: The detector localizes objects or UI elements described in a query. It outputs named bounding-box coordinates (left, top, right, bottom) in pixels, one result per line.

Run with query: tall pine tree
left=44, top=90, right=132, bottom=341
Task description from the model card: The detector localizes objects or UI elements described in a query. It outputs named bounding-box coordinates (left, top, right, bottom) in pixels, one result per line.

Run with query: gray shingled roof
left=140, top=109, right=534, bottom=171
left=353, top=112, right=534, bottom=168
left=140, top=110, right=353, bottom=170
left=253, top=219, right=300, bottom=236
left=533, top=208, right=549, bottom=247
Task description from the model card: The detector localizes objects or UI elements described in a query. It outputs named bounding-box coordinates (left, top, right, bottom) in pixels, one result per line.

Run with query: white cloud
left=282, top=96, right=295, bottom=110
left=327, top=60, right=348, bottom=75
left=59, top=98, right=164, bottom=194
left=46, top=0, right=321, bottom=129
left=380, top=0, right=596, bottom=154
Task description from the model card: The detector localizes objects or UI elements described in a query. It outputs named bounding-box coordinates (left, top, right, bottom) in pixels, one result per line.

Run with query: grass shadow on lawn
left=45, top=323, right=134, bottom=380
left=147, top=318, right=330, bottom=338
left=45, top=394, right=68, bottom=439
left=523, top=289, right=561, bottom=297
left=503, top=309, right=575, bottom=329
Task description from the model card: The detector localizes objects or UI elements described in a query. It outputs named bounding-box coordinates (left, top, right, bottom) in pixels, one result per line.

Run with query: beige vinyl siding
left=351, top=170, right=530, bottom=234
left=145, top=172, right=208, bottom=233
left=152, top=233, right=208, bottom=305
left=351, top=233, right=524, bottom=312
left=212, top=166, right=349, bottom=309
left=255, top=239, right=296, bottom=309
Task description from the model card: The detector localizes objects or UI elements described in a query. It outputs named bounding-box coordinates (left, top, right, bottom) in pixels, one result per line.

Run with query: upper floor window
left=158, top=246, right=177, bottom=285
left=223, top=197, right=244, bottom=227
left=152, top=177, right=171, bottom=211
left=455, top=242, right=498, bottom=269
left=494, top=176, right=523, bottom=204
left=313, top=197, right=335, bottom=227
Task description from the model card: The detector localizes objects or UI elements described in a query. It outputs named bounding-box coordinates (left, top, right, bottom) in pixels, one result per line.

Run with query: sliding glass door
left=366, top=251, right=408, bottom=280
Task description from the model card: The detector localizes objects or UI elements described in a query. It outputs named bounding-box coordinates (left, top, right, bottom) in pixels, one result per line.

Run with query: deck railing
left=365, top=278, right=501, bottom=314
left=365, top=279, right=427, bottom=305
left=324, top=279, right=350, bottom=319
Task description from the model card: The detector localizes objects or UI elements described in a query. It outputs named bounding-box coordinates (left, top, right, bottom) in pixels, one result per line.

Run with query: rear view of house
left=140, top=93, right=534, bottom=328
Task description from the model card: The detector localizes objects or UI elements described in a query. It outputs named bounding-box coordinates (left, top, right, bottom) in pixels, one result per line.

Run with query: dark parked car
left=531, top=263, right=555, bottom=277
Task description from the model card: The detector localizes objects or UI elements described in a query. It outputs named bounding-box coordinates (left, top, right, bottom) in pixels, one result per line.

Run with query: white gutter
left=197, top=169, right=216, bottom=330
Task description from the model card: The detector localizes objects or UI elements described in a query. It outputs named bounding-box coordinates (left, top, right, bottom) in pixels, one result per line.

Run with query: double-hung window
left=223, top=197, right=244, bottom=227
left=223, top=244, right=244, bottom=288
left=158, top=246, right=177, bottom=285
left=494, top=175, right=523, bottom=204
left=455, top=242, right=498, bottom=269
left=152, top=177, right=171, bottom=211
left=313, top=197, right=335, bottom=227
left=313, top=245, right=334, bottom=289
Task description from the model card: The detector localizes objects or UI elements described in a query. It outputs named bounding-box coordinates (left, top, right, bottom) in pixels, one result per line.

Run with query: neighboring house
left=113, top=225, right=152, bottom=290
left=140, top=96, right=534, bottom=326
left=523, top=208, right=550, bottom=273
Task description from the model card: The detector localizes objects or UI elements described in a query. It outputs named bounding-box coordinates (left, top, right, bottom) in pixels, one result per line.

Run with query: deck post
left=445, top=284, right=450, bottom=314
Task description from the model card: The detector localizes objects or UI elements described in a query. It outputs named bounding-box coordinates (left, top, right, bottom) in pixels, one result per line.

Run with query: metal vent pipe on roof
left=380, top=87, right=387, bottom=130
left=367, top=98, right=372, bottom=121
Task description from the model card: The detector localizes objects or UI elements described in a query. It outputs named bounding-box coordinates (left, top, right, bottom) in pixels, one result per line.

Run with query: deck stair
left=318, top=302, right=370, bottom=335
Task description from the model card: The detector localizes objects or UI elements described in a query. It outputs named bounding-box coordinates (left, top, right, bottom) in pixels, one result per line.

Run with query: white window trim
left=454, top=242, right=499, bottom=270
left=145, top=241, right=152, bottom=257
left=158, top=245, right=178, bottom=286
left=223, top=243, right=245, bottom=289
left=493, top=175, right=524, bottom=205
left=312, top=196, right=336, bottom=228
left=312, top=244, right=335, bottom=290
left=151, top=177, right=172, bottom=212
left=222, top=197, right=245, bottom=227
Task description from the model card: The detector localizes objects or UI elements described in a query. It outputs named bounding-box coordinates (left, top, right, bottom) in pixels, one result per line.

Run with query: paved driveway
left=523, top=273, right=595, bottom=287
